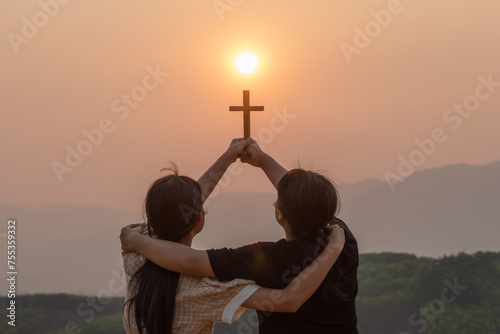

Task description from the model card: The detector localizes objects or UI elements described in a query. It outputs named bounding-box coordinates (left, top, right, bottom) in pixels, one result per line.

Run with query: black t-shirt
left=207, top=218, right=359, bottom=334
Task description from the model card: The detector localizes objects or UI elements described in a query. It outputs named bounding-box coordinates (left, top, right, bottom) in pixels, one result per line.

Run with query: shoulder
left=121, top=230, right=156, bottom=276
left=175, top=276, right=260, bottom=325
left=206, top=239, right=289, bottom=282
left=210, top=239, right=285, bottom=255
left=332, top=217, right=359, bottom=267
left=122, top=251, right=146, bottom=277
left=179, top=275, right=256, bottom=298
left=207, top=240, right=281, bottom=262
left=200, top=277, right=255, bottom=290
left=333, top=217, right=358, bottom=244
left=233, top=240, right=279, bottom=251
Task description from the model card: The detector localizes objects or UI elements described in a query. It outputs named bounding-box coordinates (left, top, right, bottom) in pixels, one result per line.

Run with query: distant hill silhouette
left=3, top=252, right=500, bottom=334
left=339, top=160, right=500, bottom=256
left=0, top=161, right=499, bottom=295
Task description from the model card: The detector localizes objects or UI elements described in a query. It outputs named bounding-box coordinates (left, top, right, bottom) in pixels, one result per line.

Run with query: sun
left=234, top=52, right=259, bottom=75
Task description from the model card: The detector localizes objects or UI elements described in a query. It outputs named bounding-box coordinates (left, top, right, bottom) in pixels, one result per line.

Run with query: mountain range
left=1, top=161, right=499, bottom=295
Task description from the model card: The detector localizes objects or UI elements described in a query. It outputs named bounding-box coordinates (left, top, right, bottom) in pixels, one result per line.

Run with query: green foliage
left=1, top=252, right=499, bottom=334
left=0, top=295, right=125, bottom=334
left=425, top=302, right=500, bottom=334
left=357, top=251, right=500, bottom=334
left=76, top=312, right=126, bottom=334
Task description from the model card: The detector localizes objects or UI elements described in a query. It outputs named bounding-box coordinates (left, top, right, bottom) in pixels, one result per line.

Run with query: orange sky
left=1, top=0, right=499, bottom=210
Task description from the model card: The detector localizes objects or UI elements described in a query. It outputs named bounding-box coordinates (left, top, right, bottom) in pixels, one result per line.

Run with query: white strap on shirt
left=222, top=284, right=261, bottom=324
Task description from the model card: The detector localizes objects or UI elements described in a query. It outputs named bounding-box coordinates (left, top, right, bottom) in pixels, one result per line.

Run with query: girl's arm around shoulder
left=242, top=225, right=346, bottom=312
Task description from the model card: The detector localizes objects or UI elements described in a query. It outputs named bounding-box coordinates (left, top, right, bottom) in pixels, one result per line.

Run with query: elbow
left=153, top=253, right=190, bottom=274
left=176, top=254, right=203, bottom=276
left=285, top=302, right=301, bottom=313
left=286, top=303, right=300, bottom=313
left=165, top=250, right=212, bottom=277
left=177, top=261, right=189, bottom=274
left=276, top=290, right=303, bottom=313
left=281, top=299, right=301, bottom=313
left=176, top=258, right=196, bottom=275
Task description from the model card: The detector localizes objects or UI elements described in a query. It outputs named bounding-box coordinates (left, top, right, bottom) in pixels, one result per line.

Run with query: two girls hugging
left=120, top=138, right=359, bottom=334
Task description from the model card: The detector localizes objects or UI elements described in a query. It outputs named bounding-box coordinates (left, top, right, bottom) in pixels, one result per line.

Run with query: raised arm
left=242, top=225, right=346, bottom=312
left=240, top=140, right=287, bottom=190
left=198, top=138, right=252, bottom=203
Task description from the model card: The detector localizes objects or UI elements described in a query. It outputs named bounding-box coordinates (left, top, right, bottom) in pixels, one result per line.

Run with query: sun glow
left=234, top=52, right=259, bottom=75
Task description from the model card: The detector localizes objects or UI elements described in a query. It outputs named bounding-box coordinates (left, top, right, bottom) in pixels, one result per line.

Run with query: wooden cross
left=229, top=90, right=264, bottom=139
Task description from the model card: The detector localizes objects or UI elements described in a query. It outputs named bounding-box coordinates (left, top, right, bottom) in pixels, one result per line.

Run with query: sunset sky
left=1, top=0, right=499, bottom=211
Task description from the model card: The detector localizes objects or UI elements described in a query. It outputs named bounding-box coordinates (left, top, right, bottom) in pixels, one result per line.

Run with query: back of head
left=145, top=165, right=203, bottom=241
left=278, top=169, right=355, bottom=303
left=277, top=169, right=340, bottom=240
left=124, top=164, right=203, bottom=334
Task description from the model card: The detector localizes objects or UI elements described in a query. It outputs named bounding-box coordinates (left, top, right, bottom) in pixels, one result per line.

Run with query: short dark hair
left=277, top=169, right=340, bottom=240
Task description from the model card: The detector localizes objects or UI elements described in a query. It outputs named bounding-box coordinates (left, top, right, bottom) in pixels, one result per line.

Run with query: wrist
left=127, top=233, right=143, bottom=252
left=325, top=242, right=343, bottom=254
left=256, top=152, right=270, bottom=169
left=222, top=150, right=236, bottom=164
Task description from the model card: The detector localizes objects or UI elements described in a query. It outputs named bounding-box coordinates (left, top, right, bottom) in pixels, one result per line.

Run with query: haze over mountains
left=1, top=161, right=499, bottom=295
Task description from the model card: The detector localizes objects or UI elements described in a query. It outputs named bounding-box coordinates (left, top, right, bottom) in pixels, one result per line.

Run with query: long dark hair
left=123, top=164, right=203, bottom=334
left=277, top=169, right=355, bottom=302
